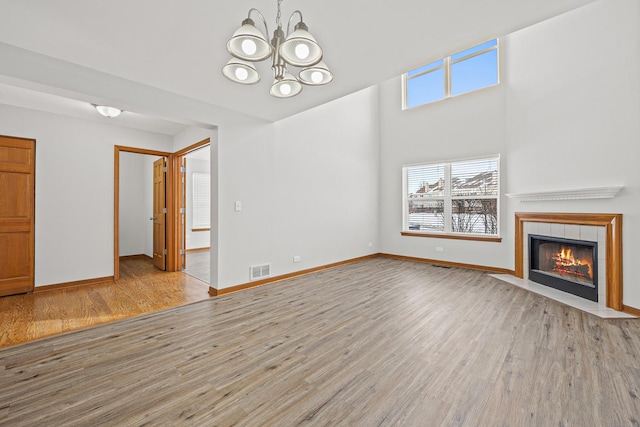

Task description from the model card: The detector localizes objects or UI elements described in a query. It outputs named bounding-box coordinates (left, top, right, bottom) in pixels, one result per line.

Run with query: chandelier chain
left=276, top=0, right=283, bottom=28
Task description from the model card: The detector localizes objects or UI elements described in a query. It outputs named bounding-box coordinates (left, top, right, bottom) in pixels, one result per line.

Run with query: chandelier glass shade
left=221, top=58, right=261, bottom=84
left=298, top=61, right=333, bottom=85
left=222, top=0, right=333, bottom=98
left=226, top=19, right=272, bottom=62
left=269, top=72, right=303, bottom=98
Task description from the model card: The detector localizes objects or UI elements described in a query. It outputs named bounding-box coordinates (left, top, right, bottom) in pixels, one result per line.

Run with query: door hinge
left=163, top=249, right=167, bottom=255
left=180, top=166, right=186, bottom=173
left=163, top=207, right=167, bottom=214
left=180, top=207, right=186, bottom=214
left=163, top=166, right=167, bottom=173
left=180, top=249, right=185, bottom=255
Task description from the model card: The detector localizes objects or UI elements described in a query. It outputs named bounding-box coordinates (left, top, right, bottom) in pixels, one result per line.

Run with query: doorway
left=114, top=146, right=173, bottom=280
left=174, top=139, right=211, bottom=284
left=114, top=141, right=211, bottom=281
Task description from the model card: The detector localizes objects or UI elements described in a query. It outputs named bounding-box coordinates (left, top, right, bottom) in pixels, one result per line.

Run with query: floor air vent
left=250, top=264, right=270, bottom=281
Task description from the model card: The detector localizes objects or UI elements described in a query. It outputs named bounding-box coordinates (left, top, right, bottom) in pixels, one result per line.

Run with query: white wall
left=378, top=0, right=640, bottom=307
left=173, top=126, right=217, bottom=153
left=119, top=152, right=146, bottom=256
left=0, top=104, right=172, bottom=286
left=215, top=87, right=380, bottom=289
left=379, top=58, right=510, bottom=269
left=505, top=0, right=640, bottom=305
left=119, top=152, right=160, bottom=257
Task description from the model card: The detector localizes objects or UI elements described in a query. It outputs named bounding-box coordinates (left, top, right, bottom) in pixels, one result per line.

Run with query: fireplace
left=529, top=234, right=598, bottom=302
left=514, top=213, right=623, bottom=311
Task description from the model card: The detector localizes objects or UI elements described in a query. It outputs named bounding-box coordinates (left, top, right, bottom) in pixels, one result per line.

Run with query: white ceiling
left=0, top=0, right=597, bottom=133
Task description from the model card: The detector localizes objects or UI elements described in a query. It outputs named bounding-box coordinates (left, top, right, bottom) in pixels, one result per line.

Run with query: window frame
left=402, top=39, right=499, bottom=110
left=402, top=155, right=501, bottom=242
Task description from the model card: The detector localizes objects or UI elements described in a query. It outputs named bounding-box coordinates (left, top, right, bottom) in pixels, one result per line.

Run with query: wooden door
left=180, top=157, right=187, bottom=270
left=153, top=157, right=166, bottom=270
left=0, top=136, right=35, bottom=296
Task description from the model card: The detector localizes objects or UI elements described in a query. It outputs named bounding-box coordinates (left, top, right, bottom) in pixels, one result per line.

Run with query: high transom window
left=403, top=39, right=499, bottom=109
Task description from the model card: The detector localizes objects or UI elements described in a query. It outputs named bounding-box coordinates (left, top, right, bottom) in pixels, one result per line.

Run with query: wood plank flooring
left=183, top=250, right=211, bottom=284
left=0, top=257, right=211, bottom=348
left=1, top=258, right=640, bottom=425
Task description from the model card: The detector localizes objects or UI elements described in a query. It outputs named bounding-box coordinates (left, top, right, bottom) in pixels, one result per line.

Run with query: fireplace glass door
left=529, top=234, right=598, bottom=302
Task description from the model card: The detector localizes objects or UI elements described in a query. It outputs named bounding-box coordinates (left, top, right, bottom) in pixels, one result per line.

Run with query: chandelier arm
left=247, top=8, right=270, bottom=39
left=286, top=10, right=303, bottom=36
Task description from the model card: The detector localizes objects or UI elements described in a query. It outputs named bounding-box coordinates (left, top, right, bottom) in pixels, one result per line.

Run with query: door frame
left=172, top=138, right=211, bottom=272
left=114, top=145, right=174, bottom=280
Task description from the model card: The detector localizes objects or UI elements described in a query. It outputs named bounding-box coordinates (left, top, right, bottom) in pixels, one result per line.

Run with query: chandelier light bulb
left=241, top=39, right=257, bottom=55
left=235, top=67, right=249, bottom=81
left=311, top=71, right=323, bottom=84
left=295, top=44, right=310, bottom=60
left=280, top=83, right=292, bottom=95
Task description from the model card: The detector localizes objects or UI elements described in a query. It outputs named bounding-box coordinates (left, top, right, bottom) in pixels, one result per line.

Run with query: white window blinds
left=404, top=156, right=499, bottom=235
left=192, top=173, right=210, bottom=229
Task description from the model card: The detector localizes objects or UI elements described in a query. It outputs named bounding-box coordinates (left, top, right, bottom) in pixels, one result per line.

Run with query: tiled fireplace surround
left=498, top=213, right=627, bottom=318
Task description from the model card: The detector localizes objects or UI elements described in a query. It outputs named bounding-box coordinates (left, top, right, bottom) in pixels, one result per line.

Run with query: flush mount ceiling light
left=222, top=0, right=333, bottom=98
left=92, top=104, right=123, bottom=118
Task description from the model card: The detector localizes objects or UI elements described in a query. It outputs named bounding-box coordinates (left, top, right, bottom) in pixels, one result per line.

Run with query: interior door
left=180, top=156, right=187, bottom=270
left=153, top=157, right=166, bottom=270
left=0, top=136, right=35, bottom=296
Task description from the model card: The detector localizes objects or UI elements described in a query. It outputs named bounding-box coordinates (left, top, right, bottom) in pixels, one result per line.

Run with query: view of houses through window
left=404, top=157, right=499, bottom=235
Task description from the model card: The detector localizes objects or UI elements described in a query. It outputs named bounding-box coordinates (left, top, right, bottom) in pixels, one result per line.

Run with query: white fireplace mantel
left=505, top=186, right=623, bottom=202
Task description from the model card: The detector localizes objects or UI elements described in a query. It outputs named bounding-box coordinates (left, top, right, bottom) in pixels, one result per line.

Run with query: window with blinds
left=403, top=156, right=499, bottom=235
left=192, top=173, right=210, bottom=229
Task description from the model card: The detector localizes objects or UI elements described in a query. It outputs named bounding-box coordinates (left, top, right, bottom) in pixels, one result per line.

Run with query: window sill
left=401, top=231, right=502, bottom=242
left=192, top=228, right=211, bottom=232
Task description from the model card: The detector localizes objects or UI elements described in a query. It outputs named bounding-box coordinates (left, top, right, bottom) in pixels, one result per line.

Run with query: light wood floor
left=183, top=250, right=211, bottom=284
left=0, top=257, right=211, bottom=349
left=1, top=258, right=640, bottom=425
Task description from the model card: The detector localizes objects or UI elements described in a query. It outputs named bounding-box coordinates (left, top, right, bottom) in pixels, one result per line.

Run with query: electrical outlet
left=368, top=242, right=373, bottom=247
left=234, top=201, right=242, bottom=211
left=436, top=246, right=444, bottom=252
left=293, top=256, right=301, bottom=262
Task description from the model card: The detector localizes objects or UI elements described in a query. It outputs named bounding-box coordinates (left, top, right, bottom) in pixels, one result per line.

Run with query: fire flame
left=560, top=248, right=573, bottom=261
left=552, top=246, right=593, bottom=279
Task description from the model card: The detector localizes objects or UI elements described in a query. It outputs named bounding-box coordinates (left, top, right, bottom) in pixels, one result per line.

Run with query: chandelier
left=222, top=0, right=333, bottom=98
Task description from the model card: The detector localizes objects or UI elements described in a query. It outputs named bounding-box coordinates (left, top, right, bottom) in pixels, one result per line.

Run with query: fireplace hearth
left=529, top=234, right=598, bottom=302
